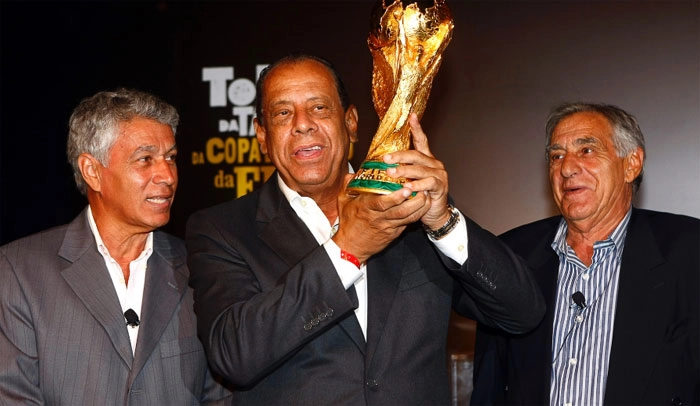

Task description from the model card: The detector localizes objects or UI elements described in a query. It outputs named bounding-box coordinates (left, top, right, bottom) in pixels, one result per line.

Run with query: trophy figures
left=347, top=0, right=454, bottom=194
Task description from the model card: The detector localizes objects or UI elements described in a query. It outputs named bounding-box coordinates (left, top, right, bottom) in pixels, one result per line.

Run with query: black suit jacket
left=186, top=174, right=545, bottom=405
left=472, top=208, right=700, bottom=405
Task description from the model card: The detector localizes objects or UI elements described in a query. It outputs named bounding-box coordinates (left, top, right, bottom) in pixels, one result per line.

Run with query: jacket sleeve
left=447, top=216, right=545, bottom=334
left=0, top=249, right=45, bottom=405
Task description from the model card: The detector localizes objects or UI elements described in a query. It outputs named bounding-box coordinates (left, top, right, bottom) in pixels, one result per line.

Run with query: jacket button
left=671, top=397, right=682, bottom=406
left=366, top=379, right=379, bottom=390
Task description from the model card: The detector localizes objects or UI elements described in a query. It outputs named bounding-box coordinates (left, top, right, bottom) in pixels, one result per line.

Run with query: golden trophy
left=347, top=0, right=454, bottom=194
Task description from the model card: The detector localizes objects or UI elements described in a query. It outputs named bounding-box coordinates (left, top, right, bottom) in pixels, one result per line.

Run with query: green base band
left=347, top=161, right=404, bottom=195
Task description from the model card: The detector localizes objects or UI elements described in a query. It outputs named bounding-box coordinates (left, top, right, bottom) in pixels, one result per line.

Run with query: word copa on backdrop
left=348, top=0, right=454, bottom=194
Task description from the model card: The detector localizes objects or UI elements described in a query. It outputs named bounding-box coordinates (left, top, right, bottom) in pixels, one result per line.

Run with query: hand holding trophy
left=348, top=0, right=454, bottom=194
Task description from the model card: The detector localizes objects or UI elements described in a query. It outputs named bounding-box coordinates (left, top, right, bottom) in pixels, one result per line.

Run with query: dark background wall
left=2, top=0, right=698, bottom=244
left=2, top=1, right=697, bottom=247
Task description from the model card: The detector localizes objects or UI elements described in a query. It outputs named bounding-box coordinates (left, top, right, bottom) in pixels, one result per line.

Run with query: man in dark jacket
left=186, top=54, right=545, bottom=405
left=473, top=102, right=699, bottom=405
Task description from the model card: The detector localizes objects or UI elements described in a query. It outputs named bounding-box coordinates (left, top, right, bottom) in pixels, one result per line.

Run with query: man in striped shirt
left=472, top=102, right=699, bottom=405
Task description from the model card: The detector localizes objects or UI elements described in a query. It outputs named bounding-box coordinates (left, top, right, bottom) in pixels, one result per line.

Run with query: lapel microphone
left=572, top=291, right=587, bottom=310
left=124, top=309, right=140, bottom=328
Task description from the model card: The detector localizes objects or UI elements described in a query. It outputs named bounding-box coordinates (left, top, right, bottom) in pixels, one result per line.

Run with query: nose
left=560, top=154, right=579, bottom=178
left=293, top=110, right=317, bottom=135
left=153, top=158, right=177, bottom=186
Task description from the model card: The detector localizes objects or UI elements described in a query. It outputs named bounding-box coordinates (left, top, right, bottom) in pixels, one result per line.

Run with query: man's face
left=547, top=111, right=640, bottom=229
left=97, top=117, right=178, bottom=233
left=253, top=59, right=358, bottom=196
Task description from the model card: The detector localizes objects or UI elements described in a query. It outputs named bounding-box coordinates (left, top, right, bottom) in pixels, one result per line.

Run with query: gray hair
left=67, top=88, right=179, bottom=195
left=545, top=102, right=646, bottom=192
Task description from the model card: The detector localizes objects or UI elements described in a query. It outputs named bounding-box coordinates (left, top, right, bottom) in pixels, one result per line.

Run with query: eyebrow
left=268, top=99, right=291, bottom=108
left=269, top=96, right=329, bottom=108
left=131, top=144, right=177, bottom=157
left=546, top=137, right=598, bottom=153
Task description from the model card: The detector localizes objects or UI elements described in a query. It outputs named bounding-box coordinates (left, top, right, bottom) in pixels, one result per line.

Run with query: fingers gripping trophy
left=348, top=0, right=454, bottom=194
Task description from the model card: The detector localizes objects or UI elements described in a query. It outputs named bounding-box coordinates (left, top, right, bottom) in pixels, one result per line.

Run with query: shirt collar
left=552, top=207, right=632, bottom=257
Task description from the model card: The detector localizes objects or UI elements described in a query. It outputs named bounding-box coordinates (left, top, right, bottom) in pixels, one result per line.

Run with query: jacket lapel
left=515, top=223, right=561, bottom=401
left=256, top=181, right=318, bottom=271
left=338, top=285, right=367, bottom=354
left=604, top=209, right=665, bottom=403
left=129, top=233, right=188, bottom=384
left=59, top=209, right=134, bottom=368
left=364, top=238, right=405, bottom=366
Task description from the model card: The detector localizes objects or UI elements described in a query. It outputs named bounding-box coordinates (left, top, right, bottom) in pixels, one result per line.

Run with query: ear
left=624, top=147, right=644, bottom=183
left=78, top=153, right=103, bottom=193
left=253, top=117, right=268, bottom=155
left=345, top=105, right=359, bottom=143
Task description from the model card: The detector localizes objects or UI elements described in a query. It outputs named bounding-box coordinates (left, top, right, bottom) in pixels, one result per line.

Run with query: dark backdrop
left=2, top=0, right=699, bottom=382
left=2, top=0, right=698, bottom=246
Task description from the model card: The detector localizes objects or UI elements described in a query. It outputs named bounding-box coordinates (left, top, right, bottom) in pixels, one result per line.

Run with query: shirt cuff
left=323, top=239, right=364, bottom=289
left=428, top=210, right=469, bottom=265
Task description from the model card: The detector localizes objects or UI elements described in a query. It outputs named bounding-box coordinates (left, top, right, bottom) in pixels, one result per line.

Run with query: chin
left=563, top=209, right=594, bottom=222
left=146, top=216, right=171, bottom=230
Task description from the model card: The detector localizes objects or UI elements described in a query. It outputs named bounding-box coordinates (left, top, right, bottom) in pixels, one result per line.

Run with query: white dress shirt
left=87, top=206, right=152, bottom=353
left=277, top=171, right=469, bottom=339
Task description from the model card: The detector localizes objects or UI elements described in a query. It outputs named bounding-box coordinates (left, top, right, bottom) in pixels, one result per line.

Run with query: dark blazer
left=0, top=208, right=232, bottom=406
left=472, top=208, right=700, bottom=405
left=186, top=174, right=545, bottom=405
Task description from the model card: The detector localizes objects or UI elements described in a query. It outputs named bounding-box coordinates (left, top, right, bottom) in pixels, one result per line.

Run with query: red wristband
left=340, top=249, right=361, bottom=268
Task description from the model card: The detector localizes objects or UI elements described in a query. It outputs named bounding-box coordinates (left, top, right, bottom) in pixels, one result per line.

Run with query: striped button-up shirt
left=549, top=209, right=631, bottom=406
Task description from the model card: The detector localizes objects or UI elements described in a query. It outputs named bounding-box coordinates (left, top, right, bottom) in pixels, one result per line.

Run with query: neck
left=565, top=206, right=630, bottom=266
left=92, top=216, right=149, bottom=265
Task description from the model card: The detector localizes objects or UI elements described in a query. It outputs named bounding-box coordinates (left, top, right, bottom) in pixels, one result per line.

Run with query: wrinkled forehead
left=551, top=112, right=613, bottom=145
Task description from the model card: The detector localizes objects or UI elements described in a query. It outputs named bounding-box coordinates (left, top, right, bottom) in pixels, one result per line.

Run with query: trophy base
left=347, top=160, right=406, bottom=195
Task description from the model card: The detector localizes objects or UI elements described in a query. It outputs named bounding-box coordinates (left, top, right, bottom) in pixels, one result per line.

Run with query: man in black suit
left=472, top=102, right=699, bottom=405
left=186, top=53, right=545, bottom=405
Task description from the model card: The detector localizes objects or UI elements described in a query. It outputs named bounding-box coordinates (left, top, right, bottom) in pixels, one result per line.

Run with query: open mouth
left=146, top=196, right=172, bottom=204
left=294, top=145, right=323, bottom=158
left=562, top=184, right=586, bottom=196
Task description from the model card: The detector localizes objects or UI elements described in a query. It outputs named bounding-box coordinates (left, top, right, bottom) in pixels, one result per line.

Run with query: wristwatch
left=423, top=205, right=460, bottom=240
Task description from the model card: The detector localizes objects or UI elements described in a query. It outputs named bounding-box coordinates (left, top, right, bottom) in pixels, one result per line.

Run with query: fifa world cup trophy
left=347, top=0, right=454, bottom=194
